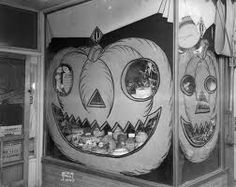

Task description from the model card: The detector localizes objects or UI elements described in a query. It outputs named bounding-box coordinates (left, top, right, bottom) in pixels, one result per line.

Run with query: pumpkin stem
left=88, top=45, right=103, bottom=62
left=194, top=39, right=209, bottom=60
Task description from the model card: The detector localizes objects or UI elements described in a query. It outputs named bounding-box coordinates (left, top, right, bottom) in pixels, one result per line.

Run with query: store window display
left=178, top=24, right=221, bottom=183
left=43, top=0, right=233, bottom=186
left=47, top=35, right=172, bottom=174
left=45, top=9, right=174, bottom=184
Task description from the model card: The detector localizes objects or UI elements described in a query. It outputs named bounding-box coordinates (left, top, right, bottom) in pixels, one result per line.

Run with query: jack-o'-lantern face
left=46, top=37, right=172, bottom=175
left=179, top=41, right=219, bottom=162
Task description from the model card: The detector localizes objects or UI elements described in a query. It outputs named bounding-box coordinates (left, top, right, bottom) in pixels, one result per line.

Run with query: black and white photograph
left=0, top=0, right=235, bottom=186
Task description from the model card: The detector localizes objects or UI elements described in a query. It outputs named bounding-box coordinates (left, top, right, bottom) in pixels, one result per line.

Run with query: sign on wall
left=2, top=141, right=22, bottom=163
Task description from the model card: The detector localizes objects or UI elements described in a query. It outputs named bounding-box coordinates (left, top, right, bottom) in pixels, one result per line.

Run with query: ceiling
left=0, top=0, right=88, bottom=11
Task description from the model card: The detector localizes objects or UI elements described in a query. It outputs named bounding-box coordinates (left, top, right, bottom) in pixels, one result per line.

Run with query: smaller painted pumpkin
left=179, top=40, right=219, bottom=163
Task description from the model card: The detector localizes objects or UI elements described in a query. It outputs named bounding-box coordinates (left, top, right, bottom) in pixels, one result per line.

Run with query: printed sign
left=0, top=125, right=22, bottom=137
left=61, top=171, right=75, bottom=182
left=2, top=141, right=22, bottom=163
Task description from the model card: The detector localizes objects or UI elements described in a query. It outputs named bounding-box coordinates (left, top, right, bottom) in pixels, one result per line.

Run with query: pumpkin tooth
left=76, top=117, right=82, bottom=125
left=63, top=112, right=69, bottom=121
left=81, top=118, right=90, bottom=128
left=143, top=107, right=162, bottom=127
left=112, top=123, right=124, bottom=133
left=181, top=118, right=194, bottom=138
left=199, top=123, right=205, bottom=134
left=68, top=115, right=76, bottom=124
left=91, top=120, right=98, bottom=128
left=100, top=121, right=112, bottom=133
left=124, top=121, right=135, bottom=134
left=135, top=120, right=145, bottom=132
left=193, top=124, right=198, bottom=134
left=205, top=121, right=210, bottom=133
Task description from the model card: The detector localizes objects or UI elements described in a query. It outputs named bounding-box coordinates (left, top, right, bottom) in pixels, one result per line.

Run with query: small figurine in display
left=93, top=127, right=105, bottom=137
left=125, top=133, right=136, bottom=151
left=135, top=131, right=148, bottom=147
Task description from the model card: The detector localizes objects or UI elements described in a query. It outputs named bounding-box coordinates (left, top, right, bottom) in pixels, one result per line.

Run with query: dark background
left=0, top=4, right=38, bottom=49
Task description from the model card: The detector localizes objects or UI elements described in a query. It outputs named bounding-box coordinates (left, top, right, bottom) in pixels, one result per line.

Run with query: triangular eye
left=87, top=89, right=106, bottom=108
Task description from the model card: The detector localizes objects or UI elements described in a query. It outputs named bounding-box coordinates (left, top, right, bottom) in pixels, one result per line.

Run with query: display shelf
left=42, top=156, right=171, bottom=187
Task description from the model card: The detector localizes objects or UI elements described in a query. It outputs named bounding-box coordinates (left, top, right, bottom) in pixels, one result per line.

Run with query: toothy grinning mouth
left=181, top=116, right=216, bottom=147
left=51, top=103, right=162, bottom=158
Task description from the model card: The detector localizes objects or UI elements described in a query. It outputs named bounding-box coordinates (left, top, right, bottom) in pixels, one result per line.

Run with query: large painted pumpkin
left=179, top=40, right=219, bottom=163
left=46, top=38, right=172, bottom=175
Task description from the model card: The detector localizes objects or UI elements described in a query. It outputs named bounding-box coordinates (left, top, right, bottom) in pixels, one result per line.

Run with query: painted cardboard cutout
left=46, top=37, right=172, bottom=175
left=179, top=40, right=219, bottom=163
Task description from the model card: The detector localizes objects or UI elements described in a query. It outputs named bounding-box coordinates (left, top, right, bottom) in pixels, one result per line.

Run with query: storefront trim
left=0, top=47, right=41, bottom=57
left=42, top=156, right=171, bottom=187
left=173, top=0, right=179, bottom=185
left=181, top=168, right=228, bottom=187
left=43, top=0, right=92, bottom=14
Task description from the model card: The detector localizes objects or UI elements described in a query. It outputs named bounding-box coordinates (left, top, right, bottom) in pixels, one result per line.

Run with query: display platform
left=42, top=157, right=228, bottom=187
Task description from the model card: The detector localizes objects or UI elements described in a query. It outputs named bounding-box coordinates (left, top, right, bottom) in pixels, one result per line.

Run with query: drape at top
left=46, top=0, right=235, bottom=57
left=46, top=0, right=163, bottom=47
left=215, top=0, right=235, bottom=57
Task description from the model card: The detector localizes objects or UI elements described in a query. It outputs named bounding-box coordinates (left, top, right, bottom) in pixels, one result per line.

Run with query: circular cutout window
left=180, top=75, right=196, bottom=96
left=204, top=75, right=217, bottom=94
left=122, top=58, right=160, bottom=101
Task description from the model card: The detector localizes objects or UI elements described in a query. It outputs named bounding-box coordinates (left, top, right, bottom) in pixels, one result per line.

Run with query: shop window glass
left=0, top=56, right=25, bottom=137
left=0, top=54, right=26, bottom=186
left=43, top=1, right=227, bottom=186
left=45, top=12, right=173, bottom=185
left=178, top=1, right=221, bottom=183
left=0, top=4, right=38, bottom=49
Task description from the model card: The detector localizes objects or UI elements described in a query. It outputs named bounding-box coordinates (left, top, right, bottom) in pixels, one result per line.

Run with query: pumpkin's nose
left=197, top=90, right=207, bottom=102
left=87, top=89, right=106, bottom=108
left=195, top=90, right=210, bottom=114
